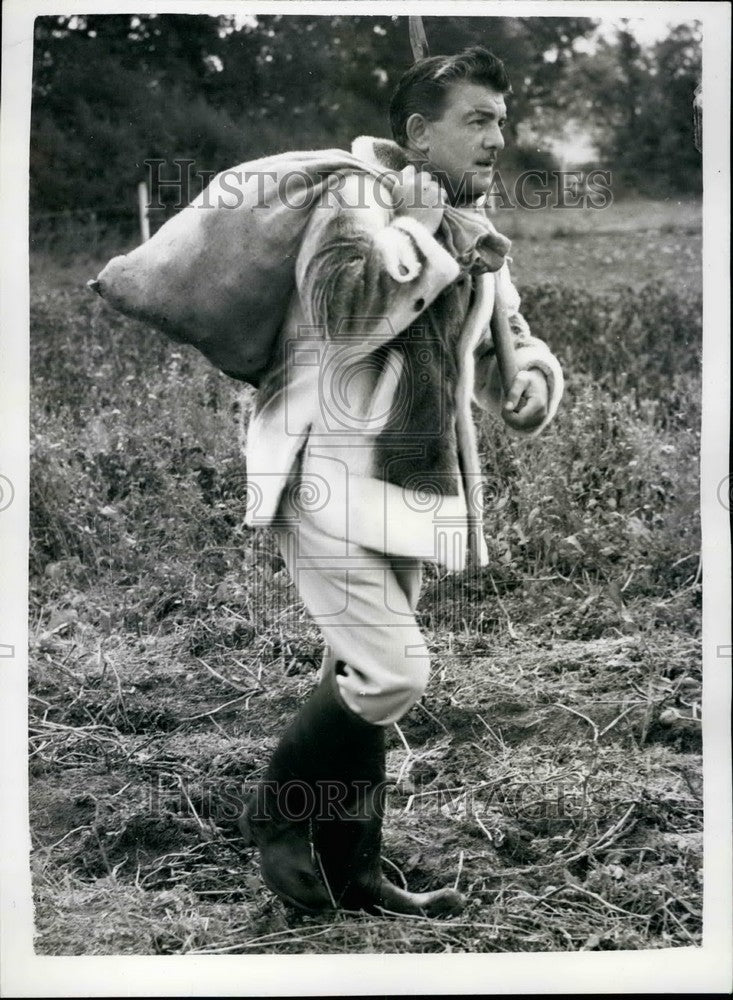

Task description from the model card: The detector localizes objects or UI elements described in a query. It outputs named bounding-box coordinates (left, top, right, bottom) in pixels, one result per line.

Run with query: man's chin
left=472, top=165, right=496, bottom=187
left=433, top=166, right=496, bottom=205
left=450, top=170, right=494, bottom=205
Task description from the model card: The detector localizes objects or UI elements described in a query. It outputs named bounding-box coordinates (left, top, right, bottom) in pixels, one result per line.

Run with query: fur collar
left=352, top=135, right=413, bottom=173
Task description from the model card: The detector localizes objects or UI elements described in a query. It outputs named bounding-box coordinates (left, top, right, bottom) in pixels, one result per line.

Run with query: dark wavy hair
left=389, top=46, right=511, bottom=147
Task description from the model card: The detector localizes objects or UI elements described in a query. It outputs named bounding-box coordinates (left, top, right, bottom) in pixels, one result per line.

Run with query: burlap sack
left=91, top=150, right=388, bottom=385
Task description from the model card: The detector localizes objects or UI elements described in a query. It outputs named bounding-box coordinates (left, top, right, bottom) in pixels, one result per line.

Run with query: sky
left=576, top=15, right=695, bottom=51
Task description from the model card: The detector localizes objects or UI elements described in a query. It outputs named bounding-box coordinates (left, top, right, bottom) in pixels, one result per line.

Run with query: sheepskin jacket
left=244, top=136, right=564, bottom=571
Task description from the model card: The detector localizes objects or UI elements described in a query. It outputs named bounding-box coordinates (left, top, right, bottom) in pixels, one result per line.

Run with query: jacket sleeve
left=294, top=172, right=460, bottom=347
left=472, top=262, right=564, bottom=436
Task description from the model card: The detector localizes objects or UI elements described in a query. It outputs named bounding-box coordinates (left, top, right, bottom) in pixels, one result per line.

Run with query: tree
left=557, top=20, right=701, bottom=195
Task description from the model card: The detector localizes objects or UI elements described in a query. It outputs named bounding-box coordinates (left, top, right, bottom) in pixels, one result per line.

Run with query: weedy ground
left=28, top=197, right=702, bottom=954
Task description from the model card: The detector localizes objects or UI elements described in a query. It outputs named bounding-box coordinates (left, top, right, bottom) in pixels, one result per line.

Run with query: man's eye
left=498, top=119, right=507, bottom=130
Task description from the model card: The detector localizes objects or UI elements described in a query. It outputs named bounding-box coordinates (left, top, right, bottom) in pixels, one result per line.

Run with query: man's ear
left=404, top=112, right=431, bottom=153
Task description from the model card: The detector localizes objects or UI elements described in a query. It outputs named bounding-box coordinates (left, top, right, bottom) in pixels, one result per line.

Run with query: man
left=239, top=47, right=564, bottom=916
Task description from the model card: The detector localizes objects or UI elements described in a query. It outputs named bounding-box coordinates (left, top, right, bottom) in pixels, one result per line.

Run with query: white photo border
left=1, top=1, right=730, bottom=994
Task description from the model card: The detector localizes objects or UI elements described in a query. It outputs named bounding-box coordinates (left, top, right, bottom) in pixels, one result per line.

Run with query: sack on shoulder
left=90, top=149, right=386, bottom=386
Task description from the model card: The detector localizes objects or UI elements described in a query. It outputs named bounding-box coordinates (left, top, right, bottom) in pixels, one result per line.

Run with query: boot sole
left=378, top=879, right=466, bottom=917
left=331, top=875, right=467, bottom=918
left=260, top=873, right=333, bottom=915
left=239, top=806, right=333, bottom=914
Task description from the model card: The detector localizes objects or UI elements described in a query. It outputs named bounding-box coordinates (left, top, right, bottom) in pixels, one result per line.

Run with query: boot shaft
left=265, top=668, right=386, bottom=791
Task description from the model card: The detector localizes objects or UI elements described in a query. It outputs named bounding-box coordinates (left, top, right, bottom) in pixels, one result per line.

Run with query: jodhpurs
left=272, top=491, right=430, bottom=726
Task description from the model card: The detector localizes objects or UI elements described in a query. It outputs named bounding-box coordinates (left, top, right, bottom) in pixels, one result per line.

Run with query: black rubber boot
left=312, top=664, right=467, bottom=917
left=241, top=664, right=465, bottom=916
left=239, top=666, right=384, bottom=913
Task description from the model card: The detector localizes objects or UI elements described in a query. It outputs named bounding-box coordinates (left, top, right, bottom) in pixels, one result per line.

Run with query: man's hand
left=502, top=369, right=549, bottom=431
left=392, top=164, right=446, bottom=235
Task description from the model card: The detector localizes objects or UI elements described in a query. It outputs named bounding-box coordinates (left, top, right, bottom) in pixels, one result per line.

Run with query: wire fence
left=29, top=193, right=170, bottom=256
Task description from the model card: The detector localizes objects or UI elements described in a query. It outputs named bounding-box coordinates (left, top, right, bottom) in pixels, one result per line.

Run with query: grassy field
left=28, top=197, right=703, bottom=954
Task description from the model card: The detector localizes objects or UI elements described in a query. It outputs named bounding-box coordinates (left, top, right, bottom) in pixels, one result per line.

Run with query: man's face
left=420, top=81, right=507, bottom=202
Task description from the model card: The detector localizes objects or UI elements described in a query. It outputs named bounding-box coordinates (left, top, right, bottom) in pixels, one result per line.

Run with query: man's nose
left=483, top=127, right=504, bottom=152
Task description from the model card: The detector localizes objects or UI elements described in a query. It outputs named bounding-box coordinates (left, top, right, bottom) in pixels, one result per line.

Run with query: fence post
left=137, top=180, right=150, bottom=243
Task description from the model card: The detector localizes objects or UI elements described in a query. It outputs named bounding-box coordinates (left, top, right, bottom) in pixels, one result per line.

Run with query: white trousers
left=272, top=491, right=429, bottom=726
